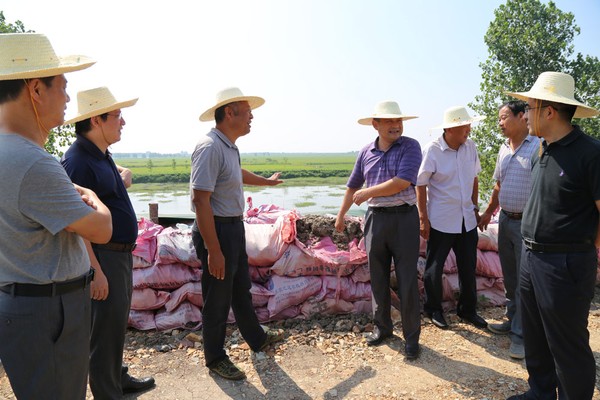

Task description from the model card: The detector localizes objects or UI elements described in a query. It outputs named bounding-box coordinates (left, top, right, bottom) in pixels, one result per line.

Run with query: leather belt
left=0, top=269, right=94, bottom=297
left=502, top=210, right=523, bottom=220
left=93, top=242, right=137, bottom=252
left=523, top=238, right=594, bottom=253
left=214, top=215, right=244, bottom=223
left=369, top=204, right=414, bottom=213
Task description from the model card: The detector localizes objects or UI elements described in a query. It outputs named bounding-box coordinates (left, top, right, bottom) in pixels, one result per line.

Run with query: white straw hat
left=358, top=101, right=418, bottom=125
left=432, top=106, right=485, bottom=130
left=505, top=71, right=598, bottom=119
left=0, top=33, right=94, bottom=81
left=64, top=87, right=138, bottom=125
left=199, top=87, right=265, bottom=122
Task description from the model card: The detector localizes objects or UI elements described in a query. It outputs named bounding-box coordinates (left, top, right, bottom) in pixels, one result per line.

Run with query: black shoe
left=458, top=312, right=488, bottom=329
left=426, top=311, right=448, bottom=329
left=122, top=375, right=155, bottom=394
left=506, top=393, right=533, bottom=400
left=365, top=327, right=392, bottom=346
left=405, top=344, right=420, bottom=360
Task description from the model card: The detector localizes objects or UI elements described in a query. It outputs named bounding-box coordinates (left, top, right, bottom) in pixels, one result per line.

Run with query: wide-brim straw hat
left=0, top=33, right=94, bottom=81
left=432, top=106, right=485, bottom=130
left=199, top=87, right=265, bottom=122
left=358, top=101, right=418, bottom=125
left=505, top=71, right=599, bottom=119
left=64, top=86, right=138, bottom=125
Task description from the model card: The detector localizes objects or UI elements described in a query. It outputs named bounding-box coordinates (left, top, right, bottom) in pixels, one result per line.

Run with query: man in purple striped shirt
left=335, top=101, right=422, bottom=360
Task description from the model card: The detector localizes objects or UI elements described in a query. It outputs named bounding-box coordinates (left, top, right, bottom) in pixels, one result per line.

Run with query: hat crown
left=0, top=33, right=58, bottom=70
left=372, top=101, right=403, bottom=117
left=215, top=87, right=246, bottom=105
left=442, top=106, right=472, bottom=124
left=529, top=71, right=575, bottom=101
left=76, top=87, right=119, bottom=115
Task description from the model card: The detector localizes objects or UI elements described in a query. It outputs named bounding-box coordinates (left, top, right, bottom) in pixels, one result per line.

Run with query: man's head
left=358, top=101, right=417, bottom=144
left=498, top=101, right=527, bottom=139
left=65, top=87, right=138, bottom=149
left=505, top=71, right=599, bottom=137
left=433, top=106, right=485, bottom=147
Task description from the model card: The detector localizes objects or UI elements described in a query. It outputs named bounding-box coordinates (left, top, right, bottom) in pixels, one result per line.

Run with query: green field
left=114, top=153, right=357, bottom=184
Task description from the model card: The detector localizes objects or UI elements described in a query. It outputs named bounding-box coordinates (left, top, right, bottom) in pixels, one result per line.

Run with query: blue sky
left=3, top=0, right=599, bottom=154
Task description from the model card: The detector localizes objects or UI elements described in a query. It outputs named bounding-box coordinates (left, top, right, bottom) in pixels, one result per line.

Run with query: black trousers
left=192, top=221, right=267, bottom=367
left=423, top=225, right=478, bottom=314
left=363, top=206, right=421, bottom=345
left=89, top=248, right=133, bottom=400
left=520, top=248, right=597, bottom=400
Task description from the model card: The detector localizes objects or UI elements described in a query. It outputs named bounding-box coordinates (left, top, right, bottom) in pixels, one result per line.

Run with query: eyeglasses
left=106, top=112, right=122, bottom=119
left=524, top=105, right=550, bottom=113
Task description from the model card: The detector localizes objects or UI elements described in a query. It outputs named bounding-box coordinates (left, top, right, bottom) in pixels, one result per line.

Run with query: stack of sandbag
left=126, top=205, right=509, bottom=331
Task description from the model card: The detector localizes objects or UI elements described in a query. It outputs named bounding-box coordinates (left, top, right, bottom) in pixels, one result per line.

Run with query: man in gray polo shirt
left=190, top=87, right=284, bottom=380
left=479, top=100, right=539, bottom=360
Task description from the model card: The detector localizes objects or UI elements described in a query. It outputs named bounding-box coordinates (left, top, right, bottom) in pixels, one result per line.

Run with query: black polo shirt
left=521, top=126, right=600, bottom=244
left=61, top=136, right=138, bottom=244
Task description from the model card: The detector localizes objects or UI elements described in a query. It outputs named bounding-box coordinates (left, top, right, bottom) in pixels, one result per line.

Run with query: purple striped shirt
left=347, top=136, right=422, bottom=207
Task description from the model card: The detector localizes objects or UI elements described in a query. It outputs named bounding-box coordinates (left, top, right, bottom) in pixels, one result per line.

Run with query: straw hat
left=358, top=101, right=418, bottom=125
left=0, top=33, right=94, bottom=81
left=432, top=106, right=485, bottom=130
left=505, top=71, right=598, bottom=119
left=199, top=87, right=265, bottom=122
left=64, top=87, right=138, bottom=125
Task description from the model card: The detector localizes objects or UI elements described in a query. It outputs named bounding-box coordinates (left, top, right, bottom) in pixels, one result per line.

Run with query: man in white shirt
left=417, top=106, right=487, bottom=329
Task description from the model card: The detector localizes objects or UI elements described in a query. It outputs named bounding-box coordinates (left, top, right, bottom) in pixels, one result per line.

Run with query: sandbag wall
left=126, top=205, right=572, bottom=332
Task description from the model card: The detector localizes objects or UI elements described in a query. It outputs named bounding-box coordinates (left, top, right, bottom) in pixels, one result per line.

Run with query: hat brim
left=64, top=97, right=139, bottom=125
left=505, top=90, right=599, bottom=119
left=432, top=115, right=486, bottom=130
left=358, top=114, right=418, bottom=125
left=199, top=96, right=265, bottom=122
left=0, top=55, right=95, bottom=81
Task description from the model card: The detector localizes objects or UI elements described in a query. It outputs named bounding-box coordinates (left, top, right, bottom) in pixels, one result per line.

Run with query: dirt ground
left=1, top=289, right=600, bottom=400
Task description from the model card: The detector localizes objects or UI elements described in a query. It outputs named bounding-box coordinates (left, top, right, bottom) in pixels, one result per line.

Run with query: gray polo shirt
left=190, top=128, right=244, bottom=217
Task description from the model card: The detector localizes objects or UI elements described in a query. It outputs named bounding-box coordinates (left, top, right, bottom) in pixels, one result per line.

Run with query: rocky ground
left=296, top=215, right=363, bottom=250
left=2, top=288, right=600, bottom=400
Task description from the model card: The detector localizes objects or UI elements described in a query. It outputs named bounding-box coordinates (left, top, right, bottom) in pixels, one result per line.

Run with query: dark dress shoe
left=458, top=312, right=488, bottom=329
left=365, top=327, right=392, bottom=346
left=405, top=344, right=420, bottom=360
left=426, top=311, right=448, bottom=329
left=122, top=375, right=156, bottom=394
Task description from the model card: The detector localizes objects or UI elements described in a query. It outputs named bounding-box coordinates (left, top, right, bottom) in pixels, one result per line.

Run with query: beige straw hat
left=432, top=106, right=485, bottom=130
left=358, top=101, right=418, bottom=125
left=505, top=71, right=599, bottom=119
left=64, top=87, right=138, bottom=125
left=0, top=33, right=94, bottom=81
left=200, top=87, right=265, bottom=122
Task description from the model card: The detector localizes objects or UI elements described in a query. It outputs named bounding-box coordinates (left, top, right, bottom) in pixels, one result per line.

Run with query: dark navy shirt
left=61, top=136, right=138, bottom=244
left=521, top=126, right=600, bottom=244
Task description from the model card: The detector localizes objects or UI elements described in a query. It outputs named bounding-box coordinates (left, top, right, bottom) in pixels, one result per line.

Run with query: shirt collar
left=543, top=125, right=582, bottom=149
left=211, top=128, right=238, bottom=150
left=370, top=136, right=402, bottom=153
left=75, top=135, right=109, bottom=161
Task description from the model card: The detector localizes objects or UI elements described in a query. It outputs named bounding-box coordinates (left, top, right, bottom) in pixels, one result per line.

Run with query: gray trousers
left=89, top=248, right=133, bottom=400
left=0, top=286, right=90, bottom=400
left=497, top=211, right=523, bottom=341
left=364, top=206, right=421, bottom=346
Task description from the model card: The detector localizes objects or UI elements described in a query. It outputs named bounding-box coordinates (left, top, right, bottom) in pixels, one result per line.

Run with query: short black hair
left=0, top=76, right=55, bottom=104
left=541, top=100, right=577, bottom=122
left=500, top=100, right=526, bottom=115
left=74, top=113, right=109, bottom=136
left=214, top=102, right=239, bottom=123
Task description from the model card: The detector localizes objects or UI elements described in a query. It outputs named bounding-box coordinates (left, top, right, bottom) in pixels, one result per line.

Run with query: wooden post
left=149, top=202, right=159, bottom=224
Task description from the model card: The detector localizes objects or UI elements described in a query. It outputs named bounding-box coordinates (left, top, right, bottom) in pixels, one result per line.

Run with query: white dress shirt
left=417, top=135, right=481, bottom=233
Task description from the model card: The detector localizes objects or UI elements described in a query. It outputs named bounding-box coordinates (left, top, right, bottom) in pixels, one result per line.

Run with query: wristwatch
left=473, top=205, right=480, bottom=212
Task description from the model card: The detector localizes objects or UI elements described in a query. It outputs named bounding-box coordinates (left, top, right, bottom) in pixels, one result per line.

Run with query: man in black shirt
left=506, top=71, right=600, bottom=400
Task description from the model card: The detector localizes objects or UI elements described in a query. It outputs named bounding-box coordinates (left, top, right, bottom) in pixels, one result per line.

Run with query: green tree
left=2, top=11, right=76, bottom=157
left=146, top=159, right=154, bottom=171
left=469, top=0, right=600, bottom=200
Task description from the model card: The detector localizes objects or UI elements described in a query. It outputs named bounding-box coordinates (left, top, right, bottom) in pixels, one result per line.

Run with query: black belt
left=523, top=238, right=595, bottom=253
left=214, top=215, right=244, bottom=223
left=502, top=210, right=523, bottom=220
left=93, top=242, right=137, bottom=252
left=369, top=204, right=414, bottom=213
left=0, top=269, right=94, bottom=297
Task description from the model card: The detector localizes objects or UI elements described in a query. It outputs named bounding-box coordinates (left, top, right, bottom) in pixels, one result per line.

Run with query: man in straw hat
left=416, top=106, right=488, bottom=330
left=61, top=87, right=156, bottom=397
left=335, top=100, right=422, bottom=359
left=191, top=87, right=285, bottom=380
left=505, top=71, right=600, bottom=400
left=477, top=100, right=539, bottom=361
left=0, top=33, right=113, bottom=398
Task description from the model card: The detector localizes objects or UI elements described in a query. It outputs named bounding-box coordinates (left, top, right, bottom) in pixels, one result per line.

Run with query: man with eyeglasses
left=505, top=71, right=600, bottom=400
left=478, top=101, right=539, bottom=360
left=62, top=87, right=156, bottom=397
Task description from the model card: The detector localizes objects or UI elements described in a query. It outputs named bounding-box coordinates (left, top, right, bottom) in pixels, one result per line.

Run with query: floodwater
left=129, top=184, right=367, bottom=218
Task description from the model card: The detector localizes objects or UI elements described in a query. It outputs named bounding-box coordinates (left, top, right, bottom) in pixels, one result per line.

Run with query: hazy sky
left=3, top=0, right=599, bottom=154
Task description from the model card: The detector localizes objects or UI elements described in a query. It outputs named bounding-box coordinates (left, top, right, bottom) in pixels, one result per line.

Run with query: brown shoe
left=259, top=328, right=284, bottom=351
left=208, top=358, right=246, bottom=380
